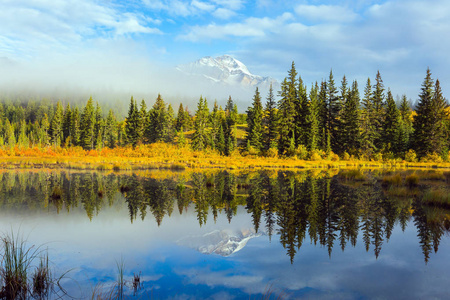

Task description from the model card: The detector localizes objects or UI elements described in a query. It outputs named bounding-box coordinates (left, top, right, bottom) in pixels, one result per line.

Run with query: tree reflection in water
left=0, top=169, right=449, bottom=264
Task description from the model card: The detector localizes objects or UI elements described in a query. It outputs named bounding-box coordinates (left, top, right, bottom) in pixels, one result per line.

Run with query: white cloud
left=191, top=0, right=215, bottom=11
left=295, top=4, right=359, bottom=23
left=212, top=8, right=236, bottom=19
left=179, top=12, right=293, bottom=41
left=211, top=0, right=244, bottom=11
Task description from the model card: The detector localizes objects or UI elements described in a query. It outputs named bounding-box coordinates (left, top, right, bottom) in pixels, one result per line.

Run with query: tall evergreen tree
left=80, top=97, right=96, bottom=150
left=296, top=76, right=309, bottom=147
left=246, top=87, right=264, bottom=153
left=70, top=107, right=80, bottom=147
left=175, top=103, right=187, bottom=132
left=360, top=78, right=376, bottom=157
left=308, top=82, right=320, bottom=151
left=264, top=83, right=278, bottom=151
left=125, top=96, right=140, bottom=147
left=192, top=96, right=209, bottom=151
left=138, top=99, right=147, bottom=143
left=398, top=95, right=412, bottom=153
left=382, top=89, right=401, bottom=153
left=341, top=80, right=360, bottom=153
left=413, top=68, right=434, bottom=157
left=49, top=101, right=64, bottom=147
left=62, top=103, right=72, bottom=146
left=428, top=79, right=449, bottom=155
left=105, top=109, right=118, bottom=148
left=326, top=70, right=340, bottom=153
left=372, top=71, right=385, bottom=150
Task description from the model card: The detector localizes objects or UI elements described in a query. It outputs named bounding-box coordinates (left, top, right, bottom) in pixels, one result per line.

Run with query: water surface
left=0, top=169, right=449, bottom=299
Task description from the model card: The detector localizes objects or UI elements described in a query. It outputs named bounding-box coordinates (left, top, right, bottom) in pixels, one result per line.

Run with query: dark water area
left=0, top=169, right=449, bottom=299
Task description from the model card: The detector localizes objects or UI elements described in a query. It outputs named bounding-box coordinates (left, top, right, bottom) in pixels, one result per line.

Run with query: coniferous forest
left=0, top=65, right=449, bottom=163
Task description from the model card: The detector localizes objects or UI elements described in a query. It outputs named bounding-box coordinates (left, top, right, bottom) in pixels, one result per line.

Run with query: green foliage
left=246, top=87, right=264, bottom=153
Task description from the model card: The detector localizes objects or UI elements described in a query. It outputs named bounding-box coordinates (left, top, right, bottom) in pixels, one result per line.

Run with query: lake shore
left=1, top=143, right=450, bottom=171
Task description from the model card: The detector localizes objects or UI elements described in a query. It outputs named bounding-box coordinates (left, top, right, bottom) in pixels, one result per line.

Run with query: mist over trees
left=0, top=66, right=448, bottom=161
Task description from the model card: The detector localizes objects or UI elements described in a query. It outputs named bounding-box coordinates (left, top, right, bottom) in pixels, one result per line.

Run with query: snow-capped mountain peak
left=177, top=55, right=277, bottom=89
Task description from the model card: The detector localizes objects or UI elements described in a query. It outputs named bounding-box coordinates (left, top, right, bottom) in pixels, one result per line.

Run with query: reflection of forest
left=0, top=170, right=449, bottom=263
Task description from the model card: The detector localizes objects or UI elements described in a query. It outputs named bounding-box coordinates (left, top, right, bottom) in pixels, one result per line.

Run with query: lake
left=0, top=169, right=449, bottom=299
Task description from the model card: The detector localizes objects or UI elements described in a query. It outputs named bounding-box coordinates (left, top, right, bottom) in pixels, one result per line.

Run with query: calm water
left=0, top=169, right=449, bottom=299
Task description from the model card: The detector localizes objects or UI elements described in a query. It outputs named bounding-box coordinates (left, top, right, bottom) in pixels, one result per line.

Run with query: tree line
left=0, top=65, right=448, bottom=160
left=0, top=170, right=445, bottom=263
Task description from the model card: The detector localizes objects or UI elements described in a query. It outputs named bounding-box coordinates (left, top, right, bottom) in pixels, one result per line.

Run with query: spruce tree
left=175, top=103, right=186, bottom=132
left=71, top=107, right=80, bottom=147
left=125, top=96, right=140, bottom=147
left=413, top=68, right=434, bottom=157
left=138, top=99, right=147, bottom=143
left=428, top=79, right=449, bottom=155
left=192, top=96, right=209, bottom=151
left=382, top=89, right=400, bottom=153
left=360, top=78, right=376, bottom=157
left=263, top=83, right=278, bottom=151
left=80, top=97, right=96, bottom=150
left=296, top=76, right=309, bottom=147
left=49, top=101, right=64, bottom=147
left=105, top=109, right=118, bottom=148
left=62, top=104, right=72, bottom=146
left=246, top=87, right=264, bottom=153
left=398, top=95, right=412, bottom=153
left=372, top=71, right=385, bottom=150
left=278, top=77, right=295, bottom=155
left=308, top=82, right=320, bottom=151
left=341, top=80, right=360, bottom=153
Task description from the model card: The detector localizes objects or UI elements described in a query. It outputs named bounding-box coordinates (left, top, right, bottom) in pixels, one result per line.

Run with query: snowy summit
left=177, top=55, right=278, bottom=89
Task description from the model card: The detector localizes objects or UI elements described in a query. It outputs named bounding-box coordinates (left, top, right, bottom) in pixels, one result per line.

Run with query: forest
left=0, top=64, right=448, bottom=163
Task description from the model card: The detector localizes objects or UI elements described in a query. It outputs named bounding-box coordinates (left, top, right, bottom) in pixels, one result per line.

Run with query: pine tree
left=360, top=78, right=376, bottom=157
left=263, top=83, right=278, bottom=151
left=372, top=71, right=385, bottom=150
left=318, top=81, right=328, bottom=151
left=105, top=109, right=118, bottom=148
left=40, top=113, right=50, bottom=146
left=382, top=89, right=400, bottom=153
left=278, top=77, right=295, bottom=155
left=175, top=103, right=187, bottom=132
left=17, top=120, right=29, bottom=148
left=146, top=94, right=172, bottom=143
left=398, top=95, right=412, bottom=153
left=138, top=99, right=147, bottom=143
left=246, top=87, right=264, bottom=153
left=326, top=70, right=341, bottom=153
left=71, top=107, right=80, bottom=147
left=413, top=68, right=434, bottom=157
left=341, top=80, right=360, bottom=153
left=125, top=96, right=140, bottom=147
left=80, top=97, right=96, bottom=150
left=166, top=104, right=175, bottom=143
left=308, top=82, right=320, bottom=151
left=428, top=79, right=449, bottom=155
left=192, top=96, right=209, bottom=151
left=62, top=104, right=72, bottom=146
left=49, top=101, right=64, bottom=147
left=296, top=76, right=309, bottom=147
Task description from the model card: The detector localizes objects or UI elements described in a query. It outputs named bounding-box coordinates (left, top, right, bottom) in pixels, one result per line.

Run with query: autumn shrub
left=404, top=149, right=417, bottom=162
left=342, top=152, right=350, bottom=161
left=421, top=152, right=443, bottom=163
left=309, top=149, right=323, bottom=161
left=329, top=152, right=339, bottom=162
left=295, top=145, right=308, bottom=160
left=265, top=147, right=278, bottom=158
left=373, top=152, right=383, bottom=162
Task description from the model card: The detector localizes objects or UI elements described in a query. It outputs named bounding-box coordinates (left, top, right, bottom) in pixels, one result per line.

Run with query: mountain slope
left=177, top=55, right=278, bottom=90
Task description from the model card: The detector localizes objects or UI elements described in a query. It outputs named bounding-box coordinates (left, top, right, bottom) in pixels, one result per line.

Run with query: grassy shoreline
left=1, top=143, right=450, bottom=171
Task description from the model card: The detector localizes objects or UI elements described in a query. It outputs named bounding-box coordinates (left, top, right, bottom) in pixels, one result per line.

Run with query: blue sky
left=0, top=0, right=449, bottom=106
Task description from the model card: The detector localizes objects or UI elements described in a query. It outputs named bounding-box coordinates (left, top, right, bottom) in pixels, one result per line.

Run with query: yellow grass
left=1, top=143, right=450, bottom=171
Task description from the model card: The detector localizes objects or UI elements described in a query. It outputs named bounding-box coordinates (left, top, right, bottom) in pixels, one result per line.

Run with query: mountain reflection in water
left=0, top=169, right=449, bottom=299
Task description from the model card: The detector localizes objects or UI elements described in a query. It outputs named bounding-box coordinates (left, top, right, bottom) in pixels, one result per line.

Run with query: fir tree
left=308, top=82, right=320, bottom=151
left=398, top=95, right=412, bottom=153
left=49, top=101, right=64, bottom=147
left=246, top=87, right=264, bottom=153
left=296, top=76, right=309, bottom=147
left=278, top=77, right=295, bottom=155
left=175, top=103, right=187, bottom=132
left=125, top=96, right=140, bottom=147
left=70, top=107, right=80, bottom=146
left=62, top=103, right=72, bottom=146
left=413, top=68, right=434, bottom=157
left=382, top=89, right=400, bottom=153
left=80, top=97, right=96, bottom=150
left=192, top=96, right=209, bottom=151
left=428, top=79, right=449, bottom=155
left=360, top=78, right=376, bottom=157
left=372, top=71, right=385, bottom=150
left=341, top=80, right=360, bottom=153
left=138, top=99, right=147, bottom=143
left=105, top=109, right=118, bottom=148
left=263, top=83, right=278, bottom=151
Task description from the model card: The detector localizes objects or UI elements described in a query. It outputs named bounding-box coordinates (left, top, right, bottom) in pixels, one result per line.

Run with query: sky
left=0, top=0, right=449, bottom=108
